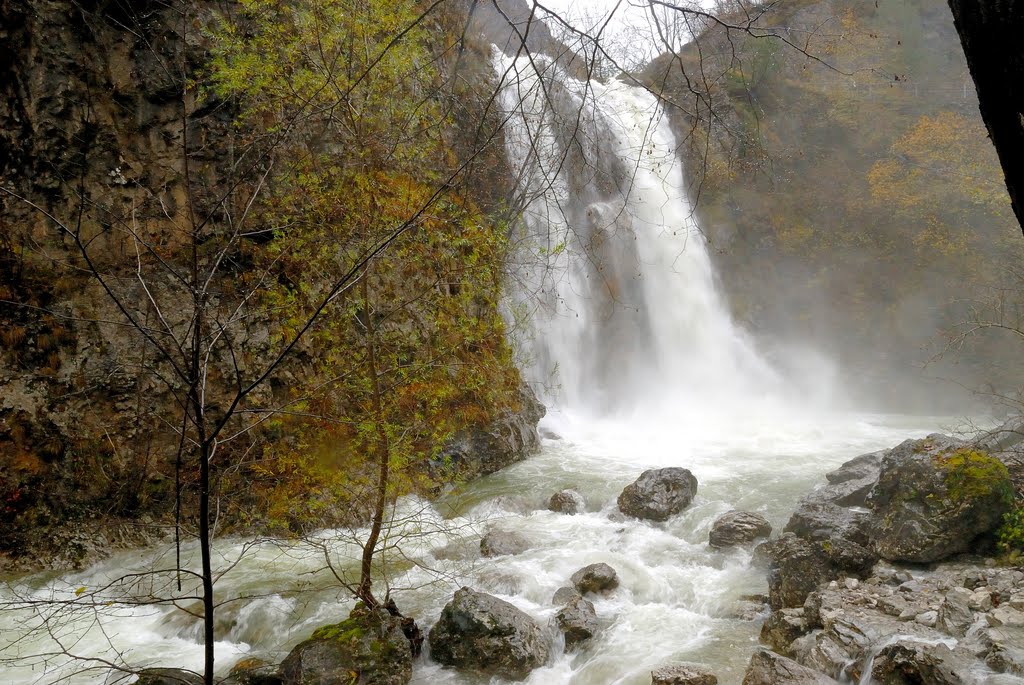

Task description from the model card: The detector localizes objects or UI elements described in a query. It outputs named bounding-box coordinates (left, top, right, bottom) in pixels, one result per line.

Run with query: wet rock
left=548, top=489, right=586, bottom=515
left=651, top=662, right=718, bottom=684
left=570, top=562, right=619, bottom=595
left=555, top=596, right=599, bottom=651
left=480, top=530, right=529, bottom=558
left=784, top=502, right=870, bottom=547
left=936, top=587, right=973, bottom=636
left=741, top=649, right=841, bottom=684
left=617, top=467, right=697, bottom=521
left=867, top=640, right=966, bottom=685
left=135, top=670, right=203, bottom=685
left=760, top=608, right=809, bottom=656
left=866, top=435, right=1012, bottom=563
left=755, top=534, right=832, bottom=609
left=428, top=587, right=549, bottom=680
left=709, top=511, right=772, bottom=548
left=552, top=586, right=581, bottom=605
left=981, top=625, right=1024, bottom=674
left=225, top=657, right=282, bottom=685
left=440, top=383, right=545, bottom=481
left=280, top=604, right=412, bottom=685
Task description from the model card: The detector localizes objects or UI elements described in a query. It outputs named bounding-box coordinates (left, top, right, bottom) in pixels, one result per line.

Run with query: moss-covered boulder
left=867, top=437, right=1013, bottom=563
left=428, top=587, right=549, bottom=680
left=280, top=604, right=412, bottom=685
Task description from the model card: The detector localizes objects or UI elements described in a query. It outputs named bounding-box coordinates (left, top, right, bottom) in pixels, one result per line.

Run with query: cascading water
left=495, top=50, right=780, bottom=419
left=0, top=43, right=970, bottom=685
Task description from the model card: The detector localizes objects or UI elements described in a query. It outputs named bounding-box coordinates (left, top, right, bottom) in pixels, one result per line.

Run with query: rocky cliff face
left=0, top=0, right=545, bottom=568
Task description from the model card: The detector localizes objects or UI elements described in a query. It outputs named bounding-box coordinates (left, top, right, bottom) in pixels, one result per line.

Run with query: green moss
left=311, top=614, right=367, bottom=642
left=934, top=448, right=1013, bottom=505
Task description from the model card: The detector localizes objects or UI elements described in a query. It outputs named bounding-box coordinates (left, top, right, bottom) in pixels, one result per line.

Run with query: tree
left=946, top=0, right=1024, bottom=235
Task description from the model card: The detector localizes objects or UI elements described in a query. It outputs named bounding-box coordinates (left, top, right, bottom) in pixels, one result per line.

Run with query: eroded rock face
left=440, top=383, right=545, bottom=482
left=709, top=511, right=772, bottom=548
left=548, top=489, right=585, bottom=515
left=754, top=534, right=834, bottom=609
left=617, top=468, right=697, bottom=521
left=570, top=563, right=619, bottom=595
left=428, top=587, right=549, bottom=680
left=280, top=605, right=412, bottom=685
left=741, top=649, right=840, bottom=685
left=651, top=662, right=718, bottom=685
left=555, top=596, right=599, bottom=651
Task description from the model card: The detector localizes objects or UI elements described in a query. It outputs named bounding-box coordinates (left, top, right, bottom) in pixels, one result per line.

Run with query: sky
left=533, top=0, right=702, bottom=67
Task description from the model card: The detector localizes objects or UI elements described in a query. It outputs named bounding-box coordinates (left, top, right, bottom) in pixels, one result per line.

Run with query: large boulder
left=742, top=649, right=840, bottom=685
left=428, top=587, right=549, bottom=680
left=555, top=596, right=599, bottom=651
left=709, top=511, right=772, bottom=548
left=280, top=605, right=412, bottom=685
left=867, top=438, right=1013, bottom=563
left=651, top=663, right=718, bottom=684
left=480, top=530, right=529, bottom=558
left=617, top=468, right=698, bottom=521
left=570, top=563, right=619, bottom=595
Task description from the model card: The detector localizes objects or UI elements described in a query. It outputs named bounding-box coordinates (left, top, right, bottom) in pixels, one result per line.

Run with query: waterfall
left=494, top=51, right=781, bottom=421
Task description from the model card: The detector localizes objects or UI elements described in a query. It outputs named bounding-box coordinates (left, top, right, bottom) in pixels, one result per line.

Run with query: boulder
left=741, top=649, right=841, bottom=685
left=709, top=511, right=772, bottom=548
left=555, top=596, right=599, bottom=651
left=617, top=468, right=698, bottom=521
left=867, top=438, right=1013, bottom=563
left=570, top=563, right=619, bottom=595
left=225, top=658, right=282, bottom=685
left=280, top=604, right=412, bottom=685
left=866, top=640, right=967, bottom=685
left=428, top=587, right=548, bottom=680
left=552, top=586, right=581, bottom=605
left=548, top=489, right=586, bottom=515
left=135, top=670, right=203, bottom=685
left=783, top=502, right=871, bottom=547
left=754, top=534, right=832, bottom=610
left=651, top=662, right=718, bottom=684
left=480, top=530, right=529, bottom=558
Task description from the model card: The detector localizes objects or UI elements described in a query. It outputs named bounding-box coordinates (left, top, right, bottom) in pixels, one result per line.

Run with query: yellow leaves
left=868, top=111, right=1010, bottom=218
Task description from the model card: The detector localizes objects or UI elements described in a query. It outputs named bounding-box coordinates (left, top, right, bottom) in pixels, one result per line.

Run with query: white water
left=0, top=50, right=979, bottom=685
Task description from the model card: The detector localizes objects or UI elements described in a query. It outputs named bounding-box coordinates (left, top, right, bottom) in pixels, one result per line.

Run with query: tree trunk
left=947, top=0, right=1024, bottom=234
left=358, top=269, right=390, bottom=609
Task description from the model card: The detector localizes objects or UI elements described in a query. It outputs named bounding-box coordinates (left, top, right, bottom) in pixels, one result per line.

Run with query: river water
left=0, top=410, right=961, bottom=684
left=0, top=46, right=979, bottom=685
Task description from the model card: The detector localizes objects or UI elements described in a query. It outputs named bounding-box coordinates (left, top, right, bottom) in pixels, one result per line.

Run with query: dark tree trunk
left=947, top=0, right=1024, bottom=234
